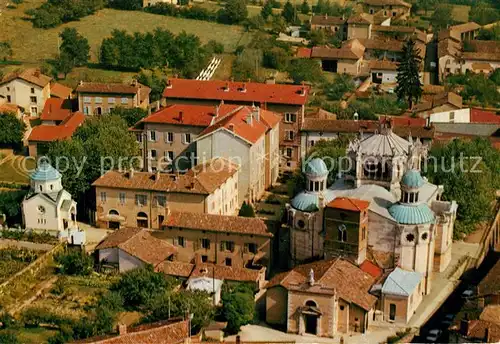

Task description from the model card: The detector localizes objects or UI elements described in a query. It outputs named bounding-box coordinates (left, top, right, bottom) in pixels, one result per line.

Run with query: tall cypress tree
left=395, top=39, right=423, bottom=109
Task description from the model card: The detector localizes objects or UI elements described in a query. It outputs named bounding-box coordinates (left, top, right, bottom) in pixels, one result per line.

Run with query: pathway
left=9, top=276, right=58, bottom=315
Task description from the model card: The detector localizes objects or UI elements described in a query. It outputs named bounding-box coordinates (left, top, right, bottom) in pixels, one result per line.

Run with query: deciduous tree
left=287, top=58, right=324, bottom=84
left=0, top=112, right=26, bottom=148
left=430, top=4, right=452, bottom=31
left=59, top=28, right=90, bottom=66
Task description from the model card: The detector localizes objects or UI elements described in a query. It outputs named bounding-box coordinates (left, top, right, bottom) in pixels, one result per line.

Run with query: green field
left=1, top=1, right=253, bottom=64
left=451, top=5, right=471, bottom=23
left=0, top=155, right=35, bottom=184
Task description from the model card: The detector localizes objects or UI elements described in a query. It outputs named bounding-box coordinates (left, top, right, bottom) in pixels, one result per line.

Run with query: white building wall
left=205, top=172, right=239, bottom=215
left=118, top=249, right=145, bottom=272
left=99, top=247, right=119, bottom=263
left=429, top=108, right=470, bottom=123
left=22, top=195, right=61, bottom=232
left=0, top=79, right=48, bottom=115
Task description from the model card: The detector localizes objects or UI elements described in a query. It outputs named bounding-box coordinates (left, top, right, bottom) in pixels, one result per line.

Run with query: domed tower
left=30, top=160, right=63, bottom=194
left=286, top=158, right=335, bottom=267
left=389, top=169, right=435, bottom=295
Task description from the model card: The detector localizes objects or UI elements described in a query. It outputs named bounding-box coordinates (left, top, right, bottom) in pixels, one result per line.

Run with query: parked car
left=462, top=289, right=474, bottom=298
left=426, top=329, right=442, bottom=342
left=441, top=313, right=455, bottom=326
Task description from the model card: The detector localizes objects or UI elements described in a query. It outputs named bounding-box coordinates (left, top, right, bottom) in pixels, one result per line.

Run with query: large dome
left=291, top=189, right=336, bottom=212
left=356, top=130, right=410, bottom=157
left=388, top=203, right=435, bottom=225
left=31, top=161, right=61, bottom=181
left=401, top=169, right=425, bottom=189
left=305, top=158, right=328, bottom=178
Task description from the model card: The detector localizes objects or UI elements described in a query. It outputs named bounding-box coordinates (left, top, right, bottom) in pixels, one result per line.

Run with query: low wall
left=0, top=239, right=54, bottom=251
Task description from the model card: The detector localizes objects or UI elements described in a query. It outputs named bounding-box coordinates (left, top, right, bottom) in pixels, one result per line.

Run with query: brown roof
left=0, top=103, right=20, bottom=114
left=95, top=227, right=177, bottom=266
left=438, top=38, right=461, bottom=58
left=50, top=83, right=73, bottom=99
left=457, top=320, right=500, bottom=343
left=164, top=211, right=272, bottom=237
left=412, top=92, right=463, bottom=113
left=347, top=13, right=373, bottom=24
left=267, top=259, right=377, bottom=311
left=0, top=68, right=52, bottom=88
left=76, top=81, right=151, bottom=96
left=471, top=62, right=493, bottom=71
left=449, top=22, right=481, bottom=35
left=478, top=258, right=500, bottom=297
left=369, top=60, right=399, bottom=71
left=156, top=261, right=194, bottom=278
left=311, top=15, right=345, bottom=26
left=480, top=305, right=500, bottom=324
left=462, top=52, right=500, bottom=62
left=372, top=25, right=426, bottom=42
left=92, top=158, right=238, bottom=195
left=357, top=38, right=404, bottom=52
left=77, top=319, right=189, bottom=344
left=362, top=0, right=411, bottom=7
left=312, top=40, right=365, bottom=60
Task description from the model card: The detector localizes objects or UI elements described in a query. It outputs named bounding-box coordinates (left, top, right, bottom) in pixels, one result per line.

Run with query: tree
left=0, top=331, right=19, bottom=344
left=112, top=266, right=176, bottom=309
left=0, top=190, right=28, bottom=224
left=0, top=42, right=13, bottom=61
left=261, top=1, right=273, bottom=20
left=323, top=74, right=355, bottom=101
left=395, top=39, right=422, bottom=109
left=107, top=0, right=142, bottom=10
left=55, top=250, right=93, bottom=275
left=416, top=0, right=436, bottom=15
left=300, top=0, right=310, bottom=14
left=245, top=15, right=266, bottom=30
left=110, top=107, right=148, bottom=127
left=232, top=48, right=263, bottom=81
left=270, top=14, right=286, bottom=34
left=220, top=0, right=248, bottom=24
left=263, top=47, right=290, bottom=71
left=477, top=25, right=500, bottom=41
left=136, top=69, right=167, bottom=102
left=59, top=28, right=90, bottom=67
left=282, top=1, right=296, bottom=23
left=53, top=53, right=74, bottom=79
left=469, top=1, right=500, bottom=25
left=0, top=112, right=26, bottom=148
left=309, top=29, right=327, bottom=46
left=238, top=201, right=255, bottom=217
left=287, top=58, right=324, bottom=84
left=430, top=4, right=452, bottom=31
left=222, top=284, right=255, bottom=334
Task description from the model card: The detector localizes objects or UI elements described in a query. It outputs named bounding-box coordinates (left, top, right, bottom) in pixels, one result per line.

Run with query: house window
left=449, top=111, right=455, bottom=123
left=245, top=242, right=257, bottom=254
left=6, top=95, right=11, bottom=102
left=201, top=255, right=208, bottom=262
left=284, top=113, right=297, bottom=123
left=135, top=194, right=147, bottom=206
left=338, top=224, right=347, bottom=242
left=149, top=149, right=157, bottom=159
left=31, top=87, right=35, bottom=94
left=165, top=132, right=174, bottom=143
left=156, top=195, right=166, bottom=207
left=177, top=236, right=185, bottom=247
left=95, top=97, right=102, bottom=104
left=285, top=148, right=293, bottom=158
left=84, top=106, right=89, bottom=115
left=149, top=131, right=156, bottom=141
left=221, top=241, right=235, bottom=252
left=166, top=151, right=174, bottom=162
left=121, top=97, right=128, bottom=104
left=285, top=130, right=295, bottom=141
left=225, top=257, right=232, bottom=266
left=83, top=97, right=91, bottom=103
left=6, top=87, right=9, bottom=91
left=369, top=9, right=374, bottom=14
left=136, top=133, right=143, bottom=143
left=30, top=96, right=37, bottom=103
left=100, top=192, right=107, bottom=202
left=389, top=303, right=396, bottom=321
left=183, top=133, right=191, bottom=144
left=96, top=107, right=102, bottom=115
left=201, top=238, right=210, bottom=249
left=108, top=97, right=115, bottom=104
left=119, top=192, right=126, bottom=204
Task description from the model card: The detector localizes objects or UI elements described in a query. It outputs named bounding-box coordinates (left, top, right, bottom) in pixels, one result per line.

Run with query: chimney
left=224, top=82, right=230, bottom=92
left=131, top=79, right=137, bottom=86
left=79, top=80, right=83, bottom=86
left=324, top=14, right=328, bottom=19
left=228, top=124, right=235, bottom=132
left=309, top=268, right=315, bottom=286
left=240, top=83, right=247, bottom=93
left=34, top=69, right=40, bottom=77
left=246, top=112, right=253, bottom=125
left=118, top=323, right=127, bottom=336
left=155, top=170, right=160, bottom=181
left=252, top=105, right=260, bottom=122
left=166, top=79, right=172, bottom=89
left=236, top=335, right=241, bottom=344
left=128, top=168, right=134, bottom=179
left=460, top=314, right=469, bottom=336
left=353, top=112, right=359, bottom=121
left=179, top=111, right=183, bottom=123
left=300, top=86, right=306, bottom=96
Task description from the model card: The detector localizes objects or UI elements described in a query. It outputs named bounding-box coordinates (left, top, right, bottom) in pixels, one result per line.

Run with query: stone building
left=266, top=258, right=377, bottom=337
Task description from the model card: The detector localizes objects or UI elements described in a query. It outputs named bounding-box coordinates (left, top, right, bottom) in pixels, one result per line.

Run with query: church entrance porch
left=298, top=301, right=322, bottom=336
left=305, top=314, right=318, bottom=334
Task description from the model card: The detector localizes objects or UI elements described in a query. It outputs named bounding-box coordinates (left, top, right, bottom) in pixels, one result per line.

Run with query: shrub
left=263, top=47, right=290, bottom=71
left=238, top=201, right=255, bottom=217
left=55, top=250, right=93, bottom=276
left=222, top=283, right=255, bottom=334
left=21, top=306, right=75, bottom=327
left=0, top=331, right=19, bottom=344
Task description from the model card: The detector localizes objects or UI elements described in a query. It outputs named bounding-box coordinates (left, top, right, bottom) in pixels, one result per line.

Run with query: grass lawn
left=451, top=5, right=470, bottom=23
left=15, top=327, right=59, bottom=344
left=1, top=2, right=253, bottom=63
left=0, top=155, right=35, bottom=184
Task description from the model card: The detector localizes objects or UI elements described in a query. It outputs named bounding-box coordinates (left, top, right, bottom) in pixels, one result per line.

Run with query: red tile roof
left=327, top=197, right=370, bottom=212
left=96, top=227, right=177, bottom=266
left=360, top=260, right=383, bottom=279
left=28, top=112, right=85, bottom=142
left=198, top=106, right=280, bottom=144
left=162, top=79, right=309, bottom=105
left=138, top=104, right=239, bottom=127
left=164, top=211, right=272, bottom=237
left=296, top=47, right=312, bottom=58
left=50, top=82, right=73, bottom=99
left=77, top=319, right=189, bottom=344
left=267, top=259, right=377, bottom=311
left=470, top=108, right=500, bottom=124
left=40, top=98, right=74, bottom=122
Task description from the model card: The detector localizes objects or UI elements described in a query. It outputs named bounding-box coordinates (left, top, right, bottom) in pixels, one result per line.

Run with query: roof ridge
left=388, top=269, right=410, bottom=296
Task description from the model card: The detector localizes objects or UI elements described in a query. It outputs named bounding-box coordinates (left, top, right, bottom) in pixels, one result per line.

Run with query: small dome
left=305, top=158, right=328, bottom=178
left=389, top=203, right=435, bottom=225
left=31, top=161, right=61, bottom=181
left=401, top=170, right=425, bottom=189
left=291, top=189, right=335, bottom=212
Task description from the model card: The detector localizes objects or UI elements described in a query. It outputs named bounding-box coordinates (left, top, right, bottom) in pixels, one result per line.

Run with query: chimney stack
left=224, top=82, right=230, bottom=92
left=179, top=111, right=184, bottom=123
left=228, top=124, right=235, bottom=132
left=118, top=324, right=127, bottom=335
left=236, top=335, right=241, bottom=344
left=131, top=79, right=137, bottom=86
left=246, top=112, right=253, bottom=125
left=155, top=170, right=160, bottom=181
left=128, top=168, right=134, bottom=179
left=252, top=105, right=260, bottom=122
left=240, top=83, right=247, bottom=93
left=166, top=79, right=172, bottom=89
left=34, top=69, right=40, bottom=77
left=309, top=268, right=315, bottom=286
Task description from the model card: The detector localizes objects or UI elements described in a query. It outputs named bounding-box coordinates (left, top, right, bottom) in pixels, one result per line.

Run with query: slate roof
left=0, top=68, right=52, bottom=87
left=92, top=158, right=238, bottom=195
left=162, top=79, right=309, bottom=106
left=95, top=227, right=177, bottom=266
left=163, top=211, right=272, bottom=237
left=266, top=259, right=378, bottom=311
left=382, top=267, right=422, bottom=296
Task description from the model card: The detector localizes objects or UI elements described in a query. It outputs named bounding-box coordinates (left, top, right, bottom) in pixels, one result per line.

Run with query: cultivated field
left=1, top=1, right=253, bottom=64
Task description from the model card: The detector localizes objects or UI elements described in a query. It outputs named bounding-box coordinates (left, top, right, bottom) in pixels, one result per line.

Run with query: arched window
left=39, top=185, right=43, bottom=192
left=305, top=300, right=317, bottom=307
left=137, top=212, right=148, bottom=228
left=338, top=224, right=347, bottom=242
left=109, top=209, right=119, bottom=216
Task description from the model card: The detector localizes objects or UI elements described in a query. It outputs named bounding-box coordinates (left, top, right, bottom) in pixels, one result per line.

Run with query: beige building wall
left=347, top=25, right=371, bottom=40
left=78, top=92, right=144, bottom=115
left=287, top=291, right=335, bottom=337
left=0, top=79, right=49, bottom=116
left=382, top=279, right=423, bottom=324
left=337, top=59, right=362, bottom=75
left=118, top=249, right=146, bottom=272
left=266, top=286, right=288, bottom=326
left=288, top=208, right=326, bottom=265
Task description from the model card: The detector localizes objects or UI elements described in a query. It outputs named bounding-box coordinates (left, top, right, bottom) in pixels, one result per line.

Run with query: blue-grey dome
left=401, top=169, right=425, bottom=189
left=31, top=161, right=61, bottom=181
left=305, top=158, right=328, bottom=178
left=389, top=203, right=435, bottom=225
left=291, top=189, right=336, bottom=212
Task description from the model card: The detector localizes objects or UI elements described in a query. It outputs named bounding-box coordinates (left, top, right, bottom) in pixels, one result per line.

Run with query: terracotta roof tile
left=267, top=259, right=377, bottom=311
left=50, top=82, right=73, bottom=99
left=369, top=60, right=399, bottom=71
left=449, top=22, right=481, bottom=35
left=470, top=108, right=500, bottom=124
left=162, top=79, right=309, bottom=106
left=0, top=103, right=20, bottom=114
left=311, top=41, right=365, bottom=60
left=28, top=112, right=85, bottom=142
left=478, top=258, right=500, bottom=297
left=311, top=15, right=345, bottom=26
left=360, top=260, right=383, bottom=279
left=296, top=47, right=312, bottom=58
left=156, top=261, right=194, bottom=278
left=0, top=68, right=52, bottom=88
left=40, top=98, right=74, bottom=121
left=463, top=320, right=500, bottom=342
left=347, top=13, right=373, bottom=24
left=76, top=81, right=150, bottom=96
left=480, top=305, right=500, bottom=324
left=92, top=158, right=238, bottom=194
left=412, top=92, right=463, bottom=113
left=327, top=197, right=370, bottom=212
left=362, top=0, right=411, bottom=7
left=164, top=211, right=272, bottom=237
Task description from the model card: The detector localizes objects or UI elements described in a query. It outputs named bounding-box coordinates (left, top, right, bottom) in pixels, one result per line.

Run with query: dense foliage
left=55, top=250, right=94, bottom=276
left=314, top=0, right=353, bottom=17
left=219, top=0, right=248, bottom=24
left=0, top=113, right=26, bottom=149
left=0, top=190, right=27, bottom=224
left=221, top=283, right=255, bottom=334
left=100, top=29, right=215, bottom=78
left=425, top=138, right=500, bottom=238
left=445, top=72, right=500, bottom=107
left=0, top=42, right=13, bottom=61
left=323, top=74, right=355, bottom=101
left=232, top=48, right=263, bottom=81
left=109, top=107, right=148, bottom=127
left=395, top=39, right=422, bottom=109
left=430, top=4, right=453, bottom=31
left=238, top=201, right=256, bottom=217
left=469, top=1, right=500, bottom=25
left=136, top=69, right=168, bottom=102
left=59, top=28, right=90, bottom=67
left=287, top=59, right=324, bottom=84
left=27, top=0, right=104, bottom=28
